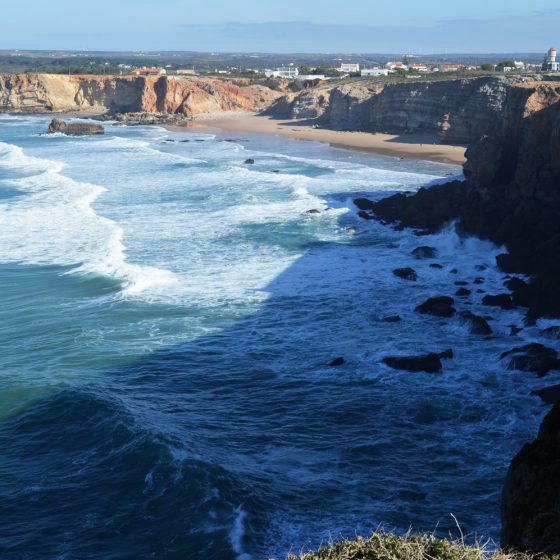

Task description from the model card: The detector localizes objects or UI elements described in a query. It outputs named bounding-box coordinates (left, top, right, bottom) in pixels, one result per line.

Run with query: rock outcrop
left=266, top=77, right=514, bottom=144
left=363, top=82, right=560, bottom=318
left=0, top=74, right=282, bottom=116
left=502, top=401, right=560, bottom=553
left=47, top=118, right=104, bottom=136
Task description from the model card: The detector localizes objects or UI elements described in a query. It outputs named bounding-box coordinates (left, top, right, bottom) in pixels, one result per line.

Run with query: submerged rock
left=393, top=267, right=418, bottom=281
left=329, top=357, right=345, bottom=367
left=244, top=158, right=255, bottom=164
left=456, top=288, right=471, bottom=297
left=482, top=293, right=515, bottom=309
left=541, top=326, right=560, bottom=340
left=500, top=343, right=560, bottom=377
left=415, top=296, right=456, bottom=317
left=47, top=118, right=104, bottom=136
left=383, top=349, right=453, bottom=373
left=505, top=277, right=528, bottom=292
left=382, top=315, right=401, bottom=323
left=459, top=311, right=492, bottom=335
left=412, top=246, right=438, bottom=259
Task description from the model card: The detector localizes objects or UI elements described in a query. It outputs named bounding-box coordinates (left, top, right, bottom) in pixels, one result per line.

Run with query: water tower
left=549, top=47, right=557, bottom=63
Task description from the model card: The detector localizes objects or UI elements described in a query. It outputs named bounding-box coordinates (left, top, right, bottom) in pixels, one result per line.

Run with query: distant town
left=1, top=48, right=559, bottom=82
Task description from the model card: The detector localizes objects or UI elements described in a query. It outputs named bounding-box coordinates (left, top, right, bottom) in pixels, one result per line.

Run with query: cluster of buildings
left=120, top=47, right=560, bottom=80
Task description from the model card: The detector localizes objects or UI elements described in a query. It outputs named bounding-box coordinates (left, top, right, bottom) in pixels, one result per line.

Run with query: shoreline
left=177, top=112, right=467, bottom=165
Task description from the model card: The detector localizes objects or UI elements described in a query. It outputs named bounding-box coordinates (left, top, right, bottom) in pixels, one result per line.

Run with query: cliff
left=266, top=77, right=514, bottom=145
left=353, top=82, right=560, bottom=553
left=365, top=81, right=560, bottom=318
left=0, top=74, right=282, bottom=116
left=501, top=401, right=560, bottom=553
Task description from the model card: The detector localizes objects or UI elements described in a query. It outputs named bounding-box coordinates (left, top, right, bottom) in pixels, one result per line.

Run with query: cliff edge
left=368, top=81, right=560, bottom=318
left=265, top=76, right=513, bottom=145
left=0, top=74, right=282, bottom=116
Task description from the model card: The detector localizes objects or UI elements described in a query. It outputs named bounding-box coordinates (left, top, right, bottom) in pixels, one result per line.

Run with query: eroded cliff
left=266, top=77, right=515, bottom=144
left=0, top=74, right=282, bottom=116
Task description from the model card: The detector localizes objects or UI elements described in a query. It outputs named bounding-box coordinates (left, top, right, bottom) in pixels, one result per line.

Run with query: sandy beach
left=183, top=112, right=466, bottom=165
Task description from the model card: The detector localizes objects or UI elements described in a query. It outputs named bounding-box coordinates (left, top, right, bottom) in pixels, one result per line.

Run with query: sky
left=2, top=0, right=560, bottom=53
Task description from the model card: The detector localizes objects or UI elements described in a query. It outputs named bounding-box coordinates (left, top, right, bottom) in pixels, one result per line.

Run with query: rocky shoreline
left=353, top=80, right=560, bottom=554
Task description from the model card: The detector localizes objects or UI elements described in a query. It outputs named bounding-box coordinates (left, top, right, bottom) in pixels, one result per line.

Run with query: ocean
left=0, top=114, right=551, bottom=559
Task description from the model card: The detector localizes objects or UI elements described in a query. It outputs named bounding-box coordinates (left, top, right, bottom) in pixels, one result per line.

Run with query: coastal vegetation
left=288, top=531, right=554, bottom=560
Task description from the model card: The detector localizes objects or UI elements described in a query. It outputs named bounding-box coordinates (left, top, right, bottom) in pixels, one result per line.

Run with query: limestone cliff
left=0, top=74, right=282, bottom=116
left=266, top=77, right=514, bottom=144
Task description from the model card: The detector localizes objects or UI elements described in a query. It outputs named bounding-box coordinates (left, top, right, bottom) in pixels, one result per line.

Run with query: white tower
left=547, top=47, right=559, bottom=71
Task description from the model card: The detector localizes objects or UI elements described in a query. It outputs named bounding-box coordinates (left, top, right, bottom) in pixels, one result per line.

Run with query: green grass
left=284, top=530, right=554, bottom=560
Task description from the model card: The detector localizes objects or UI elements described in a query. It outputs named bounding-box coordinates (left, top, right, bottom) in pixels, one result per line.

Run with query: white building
left=339, top=63, right=360, bottom=73
left=264, top=66, right=299, bottom=79
left=361, top=68, right=389, bottom=77
left=547, top=47, right=559, bottom=72
left=297, top=74, right=326, bottom=81
left=385, top=61, right=408, bottom=72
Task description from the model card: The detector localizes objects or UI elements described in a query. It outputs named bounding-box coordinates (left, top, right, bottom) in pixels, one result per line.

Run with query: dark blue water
left=0, top=115, right=554, bottom=559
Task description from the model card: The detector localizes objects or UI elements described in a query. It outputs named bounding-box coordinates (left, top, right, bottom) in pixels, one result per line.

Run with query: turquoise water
left=0, top=115, right=553, bottom=559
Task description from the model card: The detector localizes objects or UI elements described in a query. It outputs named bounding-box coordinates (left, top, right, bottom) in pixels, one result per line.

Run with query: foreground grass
left=287, top=531, right=548, bottom=560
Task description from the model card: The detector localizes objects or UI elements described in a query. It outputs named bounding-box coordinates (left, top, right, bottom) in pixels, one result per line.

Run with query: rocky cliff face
left=501, top=401, right=560, bottom=553
left=364, top=81, right=560, bottom=318
left=267, top=77, right=514, bottom=144
left=0, top=74, right=282, bottom=116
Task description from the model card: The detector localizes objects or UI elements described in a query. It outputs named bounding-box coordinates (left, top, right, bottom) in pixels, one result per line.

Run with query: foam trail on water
left=230, top=506, right=252, bottom=560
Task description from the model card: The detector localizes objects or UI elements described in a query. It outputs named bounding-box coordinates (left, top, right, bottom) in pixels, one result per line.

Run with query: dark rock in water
left=244, top=159, right=255, bottom=164
left=459, top=311, right=492, bottom=335
left=415, top=296, right=456, bottom=317
left=163, top=139, right=176, bottom=142
left=454, top=281, right=469, bottom=286
left=306, top=209, right=321, bottom=214
left=496, top=252, right=526, bottom=274
left=329, top=357, right=345, bottom=367
left=179, top=139, right=190, bottom=143
left=358, top=210, right=375, bottom=221
left=368, top=180, right=464, bottom=233
left=393, top=267, right=417, bottom=281
left=429, top=263, right=443, bottom=269
left=505, top=277, right=528, bottom=292
left=476, top=264, right=488, bottom=271
left=531, top=384, right=560, bottom=405
left=473, top=277, right=485, bottom=284
left=477, top=289, right=486, bottom=294
left=501, top=401, right=560, bottom=553
left=456, top=288, right=471, bottom=297
left=541, top=326, right=560, bottom=340
left=509, top=325, right=523, bottom=336
left=483, top=293, right=515, bottom=309
left=47, top=118, right=104, bottom=136
left=412, top=246, right=438, bottom=259
left=449, top=268, right=459, bottom=274
left=500, top=343, right=560, bottom=377
left=353, top=198, right=376, bottom=211
left=383, top=349, right=453, bottom=373
left=272, top=170, right=280, bottom=173
left=382, top=315, right=401, bottom=323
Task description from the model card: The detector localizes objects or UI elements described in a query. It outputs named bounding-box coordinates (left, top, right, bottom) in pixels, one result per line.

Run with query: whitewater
left=0, top=114, right=553, bottom=560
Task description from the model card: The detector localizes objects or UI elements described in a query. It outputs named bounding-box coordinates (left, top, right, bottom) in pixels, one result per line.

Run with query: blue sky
left=2, top=0, right=560, bottom=53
